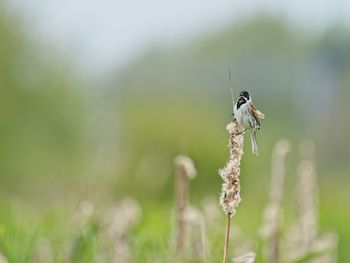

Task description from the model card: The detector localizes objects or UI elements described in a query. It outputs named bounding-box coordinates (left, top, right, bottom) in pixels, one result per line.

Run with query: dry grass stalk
left=233, top=252, right=256, bottom=263
left=65, top=200, right=97, bottom=262
left=309, top=233, right=338, bottom=263
left=283, top=141, right=338, bottom=263
left=0, top=251, right=7, bottom=263
left=174, top=155, right=197, bottom=254
left=72, top=200, right=95, bottom=233
left=284, top=141, right=319, bottom=261
left=30, top=238, right=53, bottom=263
left=260, top=139, right=291, bottom=263
left=297, top=141, right=318, bottom=249
left=101, top=198, right=142, bottom=263
left=284, top=232, right=338, bottom=263
left=182, top=206, right=208, bottom=262
left=219, top=120, right=244, bottom=263
left=201, top=196, right=221, bottom=231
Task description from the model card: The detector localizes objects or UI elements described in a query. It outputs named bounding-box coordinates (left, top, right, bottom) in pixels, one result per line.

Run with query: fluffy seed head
left=175, top=155, right=197, bottom=179
left=219, top=120, right=244, bottom=215
left=233, top=252, right=256, bottom=263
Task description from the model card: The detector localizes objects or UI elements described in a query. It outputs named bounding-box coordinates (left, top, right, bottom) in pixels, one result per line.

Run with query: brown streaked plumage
left=248, top=102, right=265, bottom=128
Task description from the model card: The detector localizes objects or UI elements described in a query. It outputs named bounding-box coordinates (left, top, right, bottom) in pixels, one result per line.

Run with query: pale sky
left=8, top=0, right=350, bottom=75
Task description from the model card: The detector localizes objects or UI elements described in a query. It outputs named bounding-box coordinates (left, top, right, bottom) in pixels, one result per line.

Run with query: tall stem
left=176, top=166, right=188, bottom=252
left=223, top=214, right=232, bottom=263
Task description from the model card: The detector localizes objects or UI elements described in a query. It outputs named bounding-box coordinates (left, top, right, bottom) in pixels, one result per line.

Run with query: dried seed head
left=72, top=200, right=95, bottom=232
left=296, top=159, right=318, bottom=249
left=219, top=120, right=244, bottom=216
left=233, top=252, right=256, bottom=263
left=183, top=206, right=208, bottom=261
left=99, top=198, right=142, bottom=263
left=260, top=139, right=290, bottom=236
left=283, top=140, right=338, bottom=263
left=259, top=139, right=290, bottom=263
left=104, top=198, right=142, bottom=238
left=174, top=154, right=199, bottom=258
left=297, top=141, right=318, bottom=249
left=311, top=233, right=338, bottom=254
left=174, top=155, right=197, bottom=179
left=0, top=251, right=7, bottom=263
left=31, top=238, right=53, bottom=263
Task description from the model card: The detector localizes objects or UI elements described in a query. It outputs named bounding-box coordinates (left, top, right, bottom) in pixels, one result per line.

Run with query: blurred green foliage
left=0, top=4, right=87, bottom=192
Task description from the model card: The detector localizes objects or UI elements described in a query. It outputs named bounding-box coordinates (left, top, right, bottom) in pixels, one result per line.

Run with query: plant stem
left=176, top=166, right=188, bottom=253
left=223, top=213, right=232, bottom=263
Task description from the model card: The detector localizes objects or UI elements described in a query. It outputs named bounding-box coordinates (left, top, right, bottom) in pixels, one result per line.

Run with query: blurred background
left=0, top=0, right=350, bottom=262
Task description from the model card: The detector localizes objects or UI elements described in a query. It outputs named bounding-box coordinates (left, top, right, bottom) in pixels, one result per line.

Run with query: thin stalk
left=223, top=214, right=232, bottom=263
left=176, top=166, right=188, bottom=252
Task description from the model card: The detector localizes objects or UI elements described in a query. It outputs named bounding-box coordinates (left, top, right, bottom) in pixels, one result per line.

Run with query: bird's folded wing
left=257, top=110, right=265, bottom=119
left=248, top=103, right=265, bottom=126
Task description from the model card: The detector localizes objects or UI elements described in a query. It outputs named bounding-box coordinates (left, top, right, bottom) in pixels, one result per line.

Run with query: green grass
left=0, top=184, right=348, bottom=263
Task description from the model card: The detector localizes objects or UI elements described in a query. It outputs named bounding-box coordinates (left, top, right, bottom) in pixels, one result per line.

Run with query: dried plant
left=67, top=201, right=98, bottom=262
left=233, top=252, right=256, bottom=263
left=182, top=206, right=208, bottom=262
left=260, top=139, right=291, bottom=263
left=99, top=198, right=142, bottom=263
left=219, top=120, right=244, bottom=263
left=30, top=238, right=53, bottom=263
left=72, top=200, right=95, bottom=233
left=283, top=141, right=338, bottom=263
left=201, top=196, right=221, bottom=231
left=297, top=141, right=319, bottom=248
left=0, top=251, right=7, bottom=263
left=174, top=155, right=197, bottom=255
left=308, top=233, right=338, bottom=263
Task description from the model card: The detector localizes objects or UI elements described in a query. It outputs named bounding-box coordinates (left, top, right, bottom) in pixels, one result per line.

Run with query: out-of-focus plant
left=0, top=4, right=87, bottom=190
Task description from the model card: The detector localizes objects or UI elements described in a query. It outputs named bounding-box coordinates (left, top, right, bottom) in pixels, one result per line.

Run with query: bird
left=233, top=91, right=265, bottom=156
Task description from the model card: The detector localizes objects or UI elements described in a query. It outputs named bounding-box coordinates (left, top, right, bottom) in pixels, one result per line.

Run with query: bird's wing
left=248, top=102, right=264, bottom=126
left=256, top=110, right=265, bottom=119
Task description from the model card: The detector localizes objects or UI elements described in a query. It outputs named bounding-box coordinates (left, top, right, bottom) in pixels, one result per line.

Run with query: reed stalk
left=174, top=155, right=197, bottom=255
left=223, top=213, right=232, bottom=263
left=260, top=139, right=290, bottom=263
left=219, top=120, right=244, bottom=263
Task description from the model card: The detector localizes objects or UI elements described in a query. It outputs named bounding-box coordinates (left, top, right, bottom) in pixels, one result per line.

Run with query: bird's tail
left=250, top=131, right=259, bottom=156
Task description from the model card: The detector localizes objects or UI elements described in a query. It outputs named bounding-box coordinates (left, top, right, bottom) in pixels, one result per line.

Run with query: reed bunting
left=233, top=91, right=265, bottom=156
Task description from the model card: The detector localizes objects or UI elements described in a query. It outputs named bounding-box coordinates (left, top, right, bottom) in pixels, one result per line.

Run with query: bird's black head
left=236, top=96, right=247, bottom=110
left=239, top=91, right=250, bottom=100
